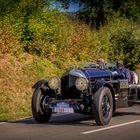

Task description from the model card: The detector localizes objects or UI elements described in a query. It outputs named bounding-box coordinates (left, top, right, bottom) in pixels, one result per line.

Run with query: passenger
left=96, top=58, right=106, bottom=69
left=115, top=60, right=131, bottom=82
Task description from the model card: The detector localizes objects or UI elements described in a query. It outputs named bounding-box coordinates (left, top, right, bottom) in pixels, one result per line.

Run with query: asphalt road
left=0, top=106, right=140, bottom=140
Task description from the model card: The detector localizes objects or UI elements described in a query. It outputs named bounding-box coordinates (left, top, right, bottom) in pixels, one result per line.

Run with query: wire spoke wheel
left=101, top=95, right=111, bottom=118
left=32, top=88, right=52, bottom=123
left=93, top=87, right=113, bottom=125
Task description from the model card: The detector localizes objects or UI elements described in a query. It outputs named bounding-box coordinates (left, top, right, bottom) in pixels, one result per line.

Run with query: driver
left=96, top=58, right=106, bottom=69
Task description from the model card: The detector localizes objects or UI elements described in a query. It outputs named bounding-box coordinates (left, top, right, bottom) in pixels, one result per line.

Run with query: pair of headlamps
left=48, top=76, right=88, bottom=91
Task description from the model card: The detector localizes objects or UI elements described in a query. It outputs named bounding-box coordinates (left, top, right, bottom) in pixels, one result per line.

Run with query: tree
left=0, top=0, right=51, bottom=53
left=55, top=0, right=140, bottom=29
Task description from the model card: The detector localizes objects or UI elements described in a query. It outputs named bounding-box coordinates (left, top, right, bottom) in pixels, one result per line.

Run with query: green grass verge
left=0, top=53, right=62, bottom=121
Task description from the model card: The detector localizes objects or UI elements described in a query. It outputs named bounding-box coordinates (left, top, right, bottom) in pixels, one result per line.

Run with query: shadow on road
left=8, top=110, right=140, bottom=126
left=9, top=113, right=97, bottom=126
left=114, top=111, right=140, bottom=117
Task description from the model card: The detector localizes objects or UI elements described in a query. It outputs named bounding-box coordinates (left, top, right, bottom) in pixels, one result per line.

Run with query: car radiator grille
left=61, top=75, right=81, bottom=99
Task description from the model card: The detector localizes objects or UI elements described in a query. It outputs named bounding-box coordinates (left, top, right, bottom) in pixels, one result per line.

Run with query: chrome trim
left=69, top=69, right=87, bottom=78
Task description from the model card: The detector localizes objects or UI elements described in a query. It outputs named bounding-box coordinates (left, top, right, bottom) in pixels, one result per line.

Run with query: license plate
left=52, top=107, right=74, bottom=113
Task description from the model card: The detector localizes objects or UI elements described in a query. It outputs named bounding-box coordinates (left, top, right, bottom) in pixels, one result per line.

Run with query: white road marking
left=0, top=122, right=6, bottom=124
left=13, top=116, right=33, bottom=121
left=81, top=119, right=140, bottom=135
left=0, top=117, right=33, bottom=124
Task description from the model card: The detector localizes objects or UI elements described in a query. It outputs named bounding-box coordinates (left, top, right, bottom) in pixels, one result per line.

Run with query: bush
left=0, top=53, right=62, bottom=121
left=0, top=22, right=21, bottom=56
left=1, top=3, right=140, bottom=121
left=107, top=18, right=140, bottom=70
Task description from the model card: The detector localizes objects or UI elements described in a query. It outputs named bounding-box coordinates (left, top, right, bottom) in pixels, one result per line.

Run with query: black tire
left=32, top=88, right=52, bottom=123
left=93, top=87, right=113, bottom=126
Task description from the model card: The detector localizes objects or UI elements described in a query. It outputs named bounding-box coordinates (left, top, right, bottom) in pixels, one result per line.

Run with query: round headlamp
left=48, top=77, right=60, bottom=90
left=75, top=77, right=88, bottom=91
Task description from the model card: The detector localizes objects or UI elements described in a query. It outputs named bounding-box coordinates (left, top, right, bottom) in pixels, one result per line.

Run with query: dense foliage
left=56, top=0, right=140, bottom=25
left=56, top=0, right=140, bottom=68
left=0, top=0, right=140, bottom=120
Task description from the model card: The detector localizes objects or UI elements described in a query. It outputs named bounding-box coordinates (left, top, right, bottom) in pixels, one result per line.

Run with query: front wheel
left=32, top=88, right=52, bottom=123
left=93, top=87, right=113, bottom=126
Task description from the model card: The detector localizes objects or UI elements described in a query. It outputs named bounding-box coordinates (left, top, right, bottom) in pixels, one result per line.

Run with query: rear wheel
left=32, top=88, right=52, bottom=123
left=93, top=87, right=113, bottom=125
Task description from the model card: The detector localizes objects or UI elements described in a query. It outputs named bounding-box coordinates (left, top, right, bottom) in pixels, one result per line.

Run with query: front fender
left=93, top=80, right=106, bottom=92
left=32, top=79, right=56, bottom=97
left=93, top=80, right=116, bottom=113
left=32, top=79, right=48, bottom=89
left=93, top=80, right=115, bottom=95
